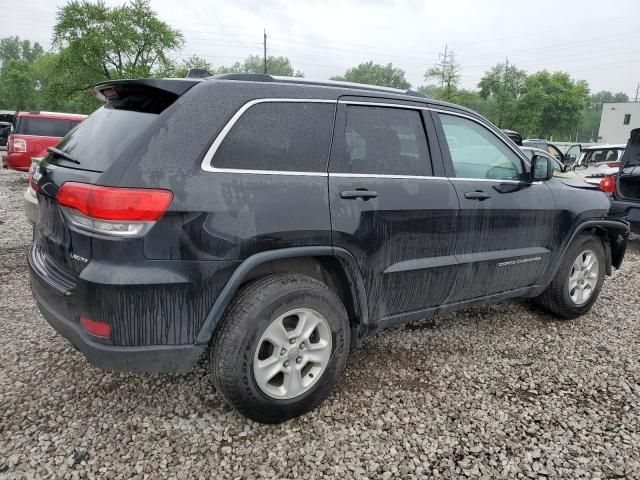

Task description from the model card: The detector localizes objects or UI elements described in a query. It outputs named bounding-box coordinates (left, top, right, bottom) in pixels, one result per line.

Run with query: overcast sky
left=2, top=0, right=639, bottom=98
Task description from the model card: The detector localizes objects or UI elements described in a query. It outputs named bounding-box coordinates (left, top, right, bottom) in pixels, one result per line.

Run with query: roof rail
left=214, top=73, right=425, bottom=98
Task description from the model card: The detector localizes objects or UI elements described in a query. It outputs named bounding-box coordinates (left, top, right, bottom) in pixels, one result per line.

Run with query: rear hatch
left=617, top=128, right=640, bottom=201
left=32, top=79, right=199, bottom=287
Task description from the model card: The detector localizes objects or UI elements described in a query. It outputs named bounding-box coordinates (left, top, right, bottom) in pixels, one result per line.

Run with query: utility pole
left=436, top=44, right=449, bottom=89
left=635, top=82, right=639, bottom=102
left=263, top=29, right=267, bottom=74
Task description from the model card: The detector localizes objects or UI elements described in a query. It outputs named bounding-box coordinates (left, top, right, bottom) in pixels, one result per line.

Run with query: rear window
left=14, top=116, right=77, bottom=137
left=53, top=107, right=157, bottom=171
left=212, top=102, right=335, bottom=172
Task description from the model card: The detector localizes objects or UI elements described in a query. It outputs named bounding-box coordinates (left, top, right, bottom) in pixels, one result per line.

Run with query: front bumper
left=31, top=277, right=206, bottom=373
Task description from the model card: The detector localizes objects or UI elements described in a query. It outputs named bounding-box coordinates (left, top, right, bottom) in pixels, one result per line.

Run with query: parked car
left=572, top=144, right=626, bottom=185
left=29, top=75, right=629, bottom=423
left=608, top=128, right=640, bottom=233
left=0, top=121, right=11, bottom=165
left=502, top=129, right=523, bottom=146
left=519, top=146, right=579, bottom=179
left=522, top=138, right=581, bottom=165
left=5, top=111, right=86, bottom=171
left=24, top=155, right=45, bottom=224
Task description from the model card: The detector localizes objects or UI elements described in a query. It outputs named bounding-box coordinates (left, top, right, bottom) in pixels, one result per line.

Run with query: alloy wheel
left=253, top=308, right=332, bottom=399
left=568, top=249, right=599, bottom=305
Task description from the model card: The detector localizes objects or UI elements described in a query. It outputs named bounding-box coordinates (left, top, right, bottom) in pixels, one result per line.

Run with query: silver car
left=571, top=144, right=626, bottom=185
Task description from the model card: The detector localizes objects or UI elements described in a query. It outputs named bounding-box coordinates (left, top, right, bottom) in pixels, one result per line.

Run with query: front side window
left=212, top=102, right=335, bottom=172
left=341, top=106, right=431, bottom=176
left=439, top=113, right=525, bottom=180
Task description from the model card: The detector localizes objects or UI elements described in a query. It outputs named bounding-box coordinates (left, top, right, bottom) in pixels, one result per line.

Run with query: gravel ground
left=1, top=168, right=639, bottom=479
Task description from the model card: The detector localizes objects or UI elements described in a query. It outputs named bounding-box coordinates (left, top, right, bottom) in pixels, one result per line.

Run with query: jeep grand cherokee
left=29, top=74, right=629, bottom=423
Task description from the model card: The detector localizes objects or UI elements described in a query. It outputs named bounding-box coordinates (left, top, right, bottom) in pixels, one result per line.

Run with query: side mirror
left=531, top=155, right=553, bottom=181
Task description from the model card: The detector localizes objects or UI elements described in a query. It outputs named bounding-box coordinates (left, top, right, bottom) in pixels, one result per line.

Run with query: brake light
left=27, top=171, right=40, bottom=192
left=80, top=316, right=112, bottom=338
left=599, top=176, right=616, bottom=193
left=607, top=161, right=621, bottom=168
left=12, top=138, right=26, bottom=153
left=56, top=182, right=173, bottom=236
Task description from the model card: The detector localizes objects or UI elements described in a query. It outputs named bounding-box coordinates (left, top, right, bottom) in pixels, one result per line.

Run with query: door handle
left=464, top=190, right=491, bottom=200
left=340, top=190, right=378, bottom=200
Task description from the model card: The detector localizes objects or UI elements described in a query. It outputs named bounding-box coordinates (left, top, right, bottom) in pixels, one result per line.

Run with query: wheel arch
left=195, top=247, right=368, bottom=347
left=551, top=219, right=629, bottom=281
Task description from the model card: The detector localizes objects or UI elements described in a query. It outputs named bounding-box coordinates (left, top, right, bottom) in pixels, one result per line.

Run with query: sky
left=1, top=0, right=639, bottom=98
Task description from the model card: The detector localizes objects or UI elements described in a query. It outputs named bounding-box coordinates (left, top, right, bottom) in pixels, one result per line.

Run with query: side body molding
left=195, top=246, right=368, bottom=345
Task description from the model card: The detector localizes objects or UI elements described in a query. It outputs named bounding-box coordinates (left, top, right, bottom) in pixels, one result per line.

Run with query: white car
left=23, top=156, right=43, bottom=224
left=570, top=144, right=626, bottom=185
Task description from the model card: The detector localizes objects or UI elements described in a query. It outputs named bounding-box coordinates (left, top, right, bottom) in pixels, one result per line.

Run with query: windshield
left=52, top=106, right=157, bottom=171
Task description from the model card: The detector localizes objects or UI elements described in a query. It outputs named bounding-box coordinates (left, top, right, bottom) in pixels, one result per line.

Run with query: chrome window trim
left=200, top=97, right=533, bottom=181
left=200, top=98, right=336, bottom=174
left=330, top=172, right=449, bottom=181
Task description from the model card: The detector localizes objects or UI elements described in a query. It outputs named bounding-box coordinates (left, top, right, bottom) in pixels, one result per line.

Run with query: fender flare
left=195, top=246, right=368, bottom=345
left=545, top=219, right=629, bottom=283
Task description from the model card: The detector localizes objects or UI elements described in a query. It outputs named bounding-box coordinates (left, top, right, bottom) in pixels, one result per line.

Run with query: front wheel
left=534, top=233, right=606, bottom=319
left=210, top=273, right=350, bottom=423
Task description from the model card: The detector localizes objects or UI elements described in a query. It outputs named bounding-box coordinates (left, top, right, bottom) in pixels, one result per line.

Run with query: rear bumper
left=5, top=152, right=30, bottom=171
left=610, top=199, right=640, bottom=233
left=31, top=278, right=206, bottom=373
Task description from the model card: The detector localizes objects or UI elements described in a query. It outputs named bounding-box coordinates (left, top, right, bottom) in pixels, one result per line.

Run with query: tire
left=534, top=233, right=606, bottom=319
left=210, top=273, right=350, bottom=423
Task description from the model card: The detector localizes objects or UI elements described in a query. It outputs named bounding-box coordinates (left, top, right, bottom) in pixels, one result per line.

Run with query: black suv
left=29, top=75, right=629, bottom=423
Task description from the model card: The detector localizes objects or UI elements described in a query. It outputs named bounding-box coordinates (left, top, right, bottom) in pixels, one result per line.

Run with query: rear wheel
left=534, top=233, right=606, bottom=319
left=210, top=273, right=350, bottom=423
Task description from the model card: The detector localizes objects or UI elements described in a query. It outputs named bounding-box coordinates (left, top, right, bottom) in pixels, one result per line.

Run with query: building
left=598, top=102, right=640, bottom=144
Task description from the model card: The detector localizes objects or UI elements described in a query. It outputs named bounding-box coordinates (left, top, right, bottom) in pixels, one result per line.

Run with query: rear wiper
left=47, top=147, right=80, bottom=164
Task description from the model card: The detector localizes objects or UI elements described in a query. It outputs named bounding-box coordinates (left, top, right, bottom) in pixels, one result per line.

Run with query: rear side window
left=212, top=102, right=335, bottom=172
left=16, top=117, right=74, bottom=137
left=340, top=106, right=431, bottom=176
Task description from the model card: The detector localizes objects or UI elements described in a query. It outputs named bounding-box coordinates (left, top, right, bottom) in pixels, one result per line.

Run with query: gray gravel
left=1, top=167, right=639, bottom=479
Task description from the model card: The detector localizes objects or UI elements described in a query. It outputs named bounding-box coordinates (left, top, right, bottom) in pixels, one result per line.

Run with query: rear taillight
left=56, top=182, right=173, bottom=236
left=599, top=176, right=616, bottom=193
left=12, top=138, right=26, bottom=153
left=80, top=316, right=112, bottom=338
left=607, top=161, right=621, bottom=168
left=27, top=158, right=42, bottom=192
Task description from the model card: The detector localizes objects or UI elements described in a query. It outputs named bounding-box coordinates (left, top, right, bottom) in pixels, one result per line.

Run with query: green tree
left=514, top=71, right=589, bottom=139
left=53, top=0, right=183, bottom=81
left=331, top=61, right=410, bottom=89
left=216, top=55, right=303, bottom=77
left=0, top=36, right=45, bottom=110
left=0, top=36, right=44, bottom=63
left=478, top=62, right=527, bottom=128
left=423, top=51, right=460, bottom=101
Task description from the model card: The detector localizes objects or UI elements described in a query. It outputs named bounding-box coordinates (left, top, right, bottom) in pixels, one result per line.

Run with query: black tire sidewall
left=217, top=279, right=349, bottom=422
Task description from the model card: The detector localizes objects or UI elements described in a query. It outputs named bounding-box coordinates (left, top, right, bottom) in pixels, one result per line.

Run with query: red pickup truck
left=4, top=111, right=87, bottom=171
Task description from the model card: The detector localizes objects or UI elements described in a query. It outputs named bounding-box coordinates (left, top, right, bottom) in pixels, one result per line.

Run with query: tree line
left=0, top=0, right=629, bottom=142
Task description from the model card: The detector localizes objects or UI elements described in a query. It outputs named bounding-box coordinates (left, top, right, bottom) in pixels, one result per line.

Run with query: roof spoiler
left=92, top=78, right=200, bottom=102
left=92, top=79, right=201, bottom=114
